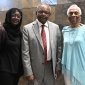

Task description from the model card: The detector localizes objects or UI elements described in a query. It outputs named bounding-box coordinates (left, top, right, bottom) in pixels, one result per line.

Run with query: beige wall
left=0, top=0, right=85, bottom=26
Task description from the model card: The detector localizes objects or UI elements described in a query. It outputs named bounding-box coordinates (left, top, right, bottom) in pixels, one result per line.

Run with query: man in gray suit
left=22, top=4, right=62, bottom=85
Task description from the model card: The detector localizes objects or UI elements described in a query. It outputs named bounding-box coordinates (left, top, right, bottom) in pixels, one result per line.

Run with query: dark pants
left=0, top=71, right=19, bottom=85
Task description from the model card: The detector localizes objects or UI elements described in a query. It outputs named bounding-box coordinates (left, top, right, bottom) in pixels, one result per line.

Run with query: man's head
left=36, top=4, right=51, bottom=24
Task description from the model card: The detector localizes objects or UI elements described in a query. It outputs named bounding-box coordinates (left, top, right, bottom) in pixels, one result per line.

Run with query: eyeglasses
left=69, top=11, right=79, bottom=16
left=37, top=11, right=50, bottom=15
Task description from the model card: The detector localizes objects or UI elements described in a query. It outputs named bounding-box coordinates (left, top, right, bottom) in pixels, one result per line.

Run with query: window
left=41, top=0, right=57, bottom=5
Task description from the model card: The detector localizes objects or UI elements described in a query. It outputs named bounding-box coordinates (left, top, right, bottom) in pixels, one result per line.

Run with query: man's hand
left=25, top=74, right=34, bottom=81
left=56, top=70, right=62, bottom=80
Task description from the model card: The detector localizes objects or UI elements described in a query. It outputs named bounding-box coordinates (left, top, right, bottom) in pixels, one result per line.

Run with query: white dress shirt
left=36, top=19, right=51, bottom=61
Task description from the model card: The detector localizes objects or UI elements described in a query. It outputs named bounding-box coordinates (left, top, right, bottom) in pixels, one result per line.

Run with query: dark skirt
left=0, top=71, right=20, bottom=85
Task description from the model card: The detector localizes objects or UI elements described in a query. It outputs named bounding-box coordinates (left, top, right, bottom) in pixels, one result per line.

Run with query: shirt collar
left=36, top=19, right=48, bottom=28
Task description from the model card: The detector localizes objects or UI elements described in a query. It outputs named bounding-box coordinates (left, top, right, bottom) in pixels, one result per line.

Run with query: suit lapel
left=32, top=21, right=44, bottom=49
left=48, top=21, right=53, bottom=49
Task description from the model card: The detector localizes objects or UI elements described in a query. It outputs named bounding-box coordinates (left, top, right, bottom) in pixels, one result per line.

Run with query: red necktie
left=41, top=25, right=47, bottom=63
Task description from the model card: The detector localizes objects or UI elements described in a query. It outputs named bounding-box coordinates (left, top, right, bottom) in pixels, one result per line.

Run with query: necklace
left=69, top=29, right=78, bottom=45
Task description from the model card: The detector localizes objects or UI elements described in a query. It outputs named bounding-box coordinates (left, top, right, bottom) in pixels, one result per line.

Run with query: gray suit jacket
left=22, top=20, right=62, bottom=79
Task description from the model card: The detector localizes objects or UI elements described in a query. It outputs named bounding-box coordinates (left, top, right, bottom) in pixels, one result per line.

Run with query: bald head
left=36, top=4, right=51, bottom=14
left=36, top=4, right=51, bottom=24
